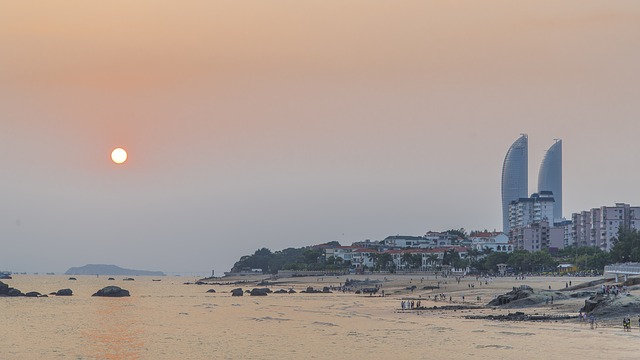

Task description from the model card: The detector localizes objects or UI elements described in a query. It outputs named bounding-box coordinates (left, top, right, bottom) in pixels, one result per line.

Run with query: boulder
left=231, top=288, right=244, bottom=296
left=322, top=287, right=332, bottom=293
left=68, top=277, right=77, bottom=281
left=250, top=288, right=269, bottom=296
left=206, top=289, right=216, bottom=293
left=56, top=289, right=73, bottom=296
left=25, top=291, right=41, bottom=297
left=288, top=289, right=297, bottom=294
left=274, top=289, right=288, bottom=294
left=7, top=288, right=24, bottom=296
left=123, top=278, right=135, bottom=281
left=108, top=278, right=115, bottom=281
left=0, top=281, right=9, bottom=295
left=92, top=286, right=130, bottom=297
left=301, top=287, right=322, bottom=294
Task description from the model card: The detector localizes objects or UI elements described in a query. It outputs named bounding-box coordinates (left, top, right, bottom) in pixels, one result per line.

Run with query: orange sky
left=2, top=1, right=640, bottom=274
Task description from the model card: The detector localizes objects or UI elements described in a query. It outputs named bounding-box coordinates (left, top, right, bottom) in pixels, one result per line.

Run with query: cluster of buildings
left=316, top=134, right=637, bottom=273
left=502, top=135, right=640, bottom=252
left=319, top=231, right=511, bottom=272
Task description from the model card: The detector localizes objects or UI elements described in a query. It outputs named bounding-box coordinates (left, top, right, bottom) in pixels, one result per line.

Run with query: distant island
left=65, top=264, right=165, bottom=276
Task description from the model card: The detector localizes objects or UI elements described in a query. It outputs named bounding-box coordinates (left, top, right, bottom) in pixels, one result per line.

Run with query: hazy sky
left=2, top=1, right=640, bottom=275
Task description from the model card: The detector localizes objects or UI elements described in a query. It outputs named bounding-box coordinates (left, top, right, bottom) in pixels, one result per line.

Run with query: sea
left=2, top=275, right=639, bottom=359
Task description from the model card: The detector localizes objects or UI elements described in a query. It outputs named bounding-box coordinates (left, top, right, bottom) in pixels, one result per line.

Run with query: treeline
left=231, top=243, right=338, bottom=274
left=230, top=229, right=640, bottom=275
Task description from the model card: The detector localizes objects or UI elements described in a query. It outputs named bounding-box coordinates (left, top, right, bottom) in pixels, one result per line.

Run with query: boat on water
left=0, top=271, right=12, bottom=280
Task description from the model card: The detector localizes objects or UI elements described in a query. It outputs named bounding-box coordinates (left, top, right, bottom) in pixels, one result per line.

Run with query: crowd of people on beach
left=600, top=284, right=628, bottom=297
left=400, top=300, right=421, bottom=310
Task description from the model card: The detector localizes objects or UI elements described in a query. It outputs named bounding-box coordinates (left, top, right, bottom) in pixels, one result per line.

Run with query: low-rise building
left=470, top=232, right=513, bottom=253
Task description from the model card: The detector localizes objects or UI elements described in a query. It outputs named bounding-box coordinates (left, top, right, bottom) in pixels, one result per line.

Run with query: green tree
left=610, top=228, right=640, bottom=263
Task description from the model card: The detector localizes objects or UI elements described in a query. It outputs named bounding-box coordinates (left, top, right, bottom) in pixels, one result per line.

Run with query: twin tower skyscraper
left=501, top=134, right=562, bottom=232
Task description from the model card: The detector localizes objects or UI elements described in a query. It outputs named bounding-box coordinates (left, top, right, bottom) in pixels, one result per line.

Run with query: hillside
left=65, top=264, right=165, bottom=276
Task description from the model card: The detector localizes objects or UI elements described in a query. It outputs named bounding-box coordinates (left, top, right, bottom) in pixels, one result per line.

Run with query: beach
left=1, top=274, right=638, bottom=359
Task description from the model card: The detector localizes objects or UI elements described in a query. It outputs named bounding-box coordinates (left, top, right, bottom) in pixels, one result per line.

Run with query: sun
left=111, top=148, right=128, bottom=164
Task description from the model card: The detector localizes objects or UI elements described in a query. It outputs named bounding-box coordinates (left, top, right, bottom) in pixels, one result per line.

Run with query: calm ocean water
left=0, top=275, right=403, bottom=359
left=3, top=275, right=639, bottom=360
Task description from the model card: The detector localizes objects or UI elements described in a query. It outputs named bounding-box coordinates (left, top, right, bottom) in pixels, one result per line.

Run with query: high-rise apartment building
left=538, top=140, right=562, bottom=221
left=511, top=220, right=565, bottom=252
left=571, top=203, right=640, bottom=251
left=508, top=191, right=555, bottom=230
left=501, top=135, right=528, bottom=232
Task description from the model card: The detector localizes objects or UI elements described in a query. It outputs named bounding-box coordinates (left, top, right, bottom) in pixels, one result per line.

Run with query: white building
left=470, top=232, right=513, bottom=253
left=509, top=191, right=555, bottom=230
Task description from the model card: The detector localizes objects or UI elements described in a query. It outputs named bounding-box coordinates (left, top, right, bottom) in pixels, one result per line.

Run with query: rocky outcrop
left=231, top=288, right=244, bottom=296
left=206, top=289, right=216, bottom=293
left=301, top=287, right=319, bottom=293
left=487, top=286, right=533, bottom=306
left=583, top=293, right=607, bottom=313
left=249, top=288, right=271, bottom=296
left=56, top=289, right=73, bottom=296
left=25, top=291, right=42, bottom=297
left=7, top=288, right=24, bottom=296
left=92, top=286, right=130, bottom=297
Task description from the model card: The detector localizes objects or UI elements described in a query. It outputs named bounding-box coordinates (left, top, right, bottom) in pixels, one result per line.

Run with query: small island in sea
left=65, top=264, right=165, bottom=276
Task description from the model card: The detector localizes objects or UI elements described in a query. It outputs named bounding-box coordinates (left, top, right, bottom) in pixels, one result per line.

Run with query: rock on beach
left=92, top=286, right=130, bottom=297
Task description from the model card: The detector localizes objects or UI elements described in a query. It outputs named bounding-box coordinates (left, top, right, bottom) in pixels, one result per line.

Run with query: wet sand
left=0, top=274, right=638, bottom=359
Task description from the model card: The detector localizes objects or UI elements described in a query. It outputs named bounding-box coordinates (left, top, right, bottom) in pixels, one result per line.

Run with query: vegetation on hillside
left=230, top=228, right=640, bottom=275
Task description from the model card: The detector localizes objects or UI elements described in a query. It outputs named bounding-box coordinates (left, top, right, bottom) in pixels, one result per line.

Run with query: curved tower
left=537, top=139, right=562, bottom=221
left=501, top=135, right=528, bottom=232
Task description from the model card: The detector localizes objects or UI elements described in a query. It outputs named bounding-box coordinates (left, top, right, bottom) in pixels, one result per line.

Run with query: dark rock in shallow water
left=56, top=289, right=73, bottom=296
left=301, top=287, right=323, bottom=294
left=206, top=289, right=216, bottom=293
left=0, top=281, right=9, bottom=295
left=231, top=288, right=243, bottom=296
left=25, top=291, right=41, bottom=297
left=92, top=286, right=130, bottom=297
left=68, top=277, right=77, bottom=281
left=108, top=278, right=115, bottom=281
left=122, top=278, right=135, bottom=281
left=7, top=288, right=24, bottom=296
left=250, top=288, right=269, bottom=296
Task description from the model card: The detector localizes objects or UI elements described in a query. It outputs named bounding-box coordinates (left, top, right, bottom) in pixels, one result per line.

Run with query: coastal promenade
left=604, top=263, right=640, bottom=282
